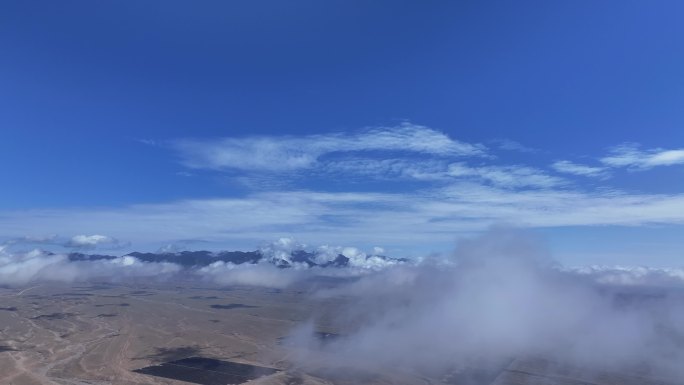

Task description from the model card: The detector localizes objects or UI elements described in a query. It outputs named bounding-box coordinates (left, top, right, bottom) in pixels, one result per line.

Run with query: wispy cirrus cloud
left=2, top=186, right=684, bottom=254
left=321, top=159, right=564, bottom=188
left=551, top=143, right=684, bottom=178
left=320, top=158, right=449, bottom=181
left=601, top=144, right=684, bottom=170
left=171, top=123, right=568, bottom=189
left=172, top=123, right=486, bottom=172
left=447, top=163, right=564, bottom=188
left=552, top=160, right=608, bottom=178
left=490, top=138, right=539, bottom=153
left=5, top=124, right=683, bottom=262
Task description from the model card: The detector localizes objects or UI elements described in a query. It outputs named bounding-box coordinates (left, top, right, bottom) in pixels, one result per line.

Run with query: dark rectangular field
left=133, top=357, right=279, bottom=385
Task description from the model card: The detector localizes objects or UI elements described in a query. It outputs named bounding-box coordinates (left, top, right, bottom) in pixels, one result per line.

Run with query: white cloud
left=3, top=125, right=684, bottom=260
left=172, top=123, right=485, bottom=172
left=552, top=160, right=608, bottom=178
left=4, top=228, right=684, bottom=379
left=170, top=123, right=572, bottom=190
left=1, top=184, right=684, bottom=255
left=315, top=244, right=400, bottom=269
left=197, top=261, right=308, bottom=288
left=0, top=237, right=401, bottom=288
left=447, top=163, right=565, bottom=188
left=551, top=143, right=684, bottom=178
left=170, top=123, right=562, bottom=189
left=65, top=234, right=121, bottom=249
left=570, top=265, right=684, bottom=287
left=321, top=158, right=449, bottom=181
left=0, top=249, right=180, bottom=287
left=323, top=159, right=564, bottom=188
left=258, top=237, right=306, bottom=266
left=292, top=229, right=684, bottom=378
left=601, top=144, right=684, bottom=170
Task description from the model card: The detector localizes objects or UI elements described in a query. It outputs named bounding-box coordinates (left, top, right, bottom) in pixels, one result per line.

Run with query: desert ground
left=0, top=281, right=681, bottom=385
left=0, top=280, right=407, bottom=385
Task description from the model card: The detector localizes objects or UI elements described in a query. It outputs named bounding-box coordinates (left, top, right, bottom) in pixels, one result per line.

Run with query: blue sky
left=1, top=1, right=683, bottom=265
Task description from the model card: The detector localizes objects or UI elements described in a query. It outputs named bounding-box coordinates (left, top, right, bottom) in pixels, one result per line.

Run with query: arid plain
left=1, top=281, right=682, bottom=385
left=0, top=281, right=344, bottom=385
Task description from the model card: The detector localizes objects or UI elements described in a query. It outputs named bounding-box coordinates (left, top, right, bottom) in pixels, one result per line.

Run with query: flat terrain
left=0, top=281, right=427, bottom=385
left=0, top=281, right=341, bottom=385
left=0, top=282, right=681, bottom=385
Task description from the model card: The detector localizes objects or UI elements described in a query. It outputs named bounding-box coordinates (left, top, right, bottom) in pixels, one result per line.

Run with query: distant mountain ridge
left=66, top=249, right=406, bottom=268
left=126, top=250, right=261, bottom=267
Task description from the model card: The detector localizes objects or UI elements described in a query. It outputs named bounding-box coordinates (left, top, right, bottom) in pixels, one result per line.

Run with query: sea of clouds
left=2, top=229, right=684, bottom=380
left=1, top=231, right=683, bottom=290
left=0, top=236, right=402, bottom=288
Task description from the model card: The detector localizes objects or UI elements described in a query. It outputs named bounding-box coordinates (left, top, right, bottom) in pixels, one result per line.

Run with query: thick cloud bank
left=289, top=230, right=684, bottom=380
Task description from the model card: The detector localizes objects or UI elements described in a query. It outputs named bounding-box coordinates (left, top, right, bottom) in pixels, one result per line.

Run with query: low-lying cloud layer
left=2, top=232, right=683, bottom=290
left=0, top=238, right=400, bottom=287
left=285, top=230, right=684, bottom=380
left=2, top=230, right=684, bottom=380
left=0, top=248, right=181, bottom=287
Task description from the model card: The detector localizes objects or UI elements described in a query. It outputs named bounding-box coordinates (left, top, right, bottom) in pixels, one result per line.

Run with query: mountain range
left=66, top=250, right=407, bottom=269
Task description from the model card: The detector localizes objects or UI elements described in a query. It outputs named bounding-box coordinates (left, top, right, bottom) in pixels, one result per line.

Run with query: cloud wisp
left=446, top=163, right=564, bottom=188
left=2, top=186, right=684, bottom=251
left=555, top=143, right=684, bottom=176
left=172, top=123, right=485, bottom=172
left=551, top=160, right=608, bottom=178
left=170, top=123, right=566, bottom=189
left=601, top=144, right=684, bottom=170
